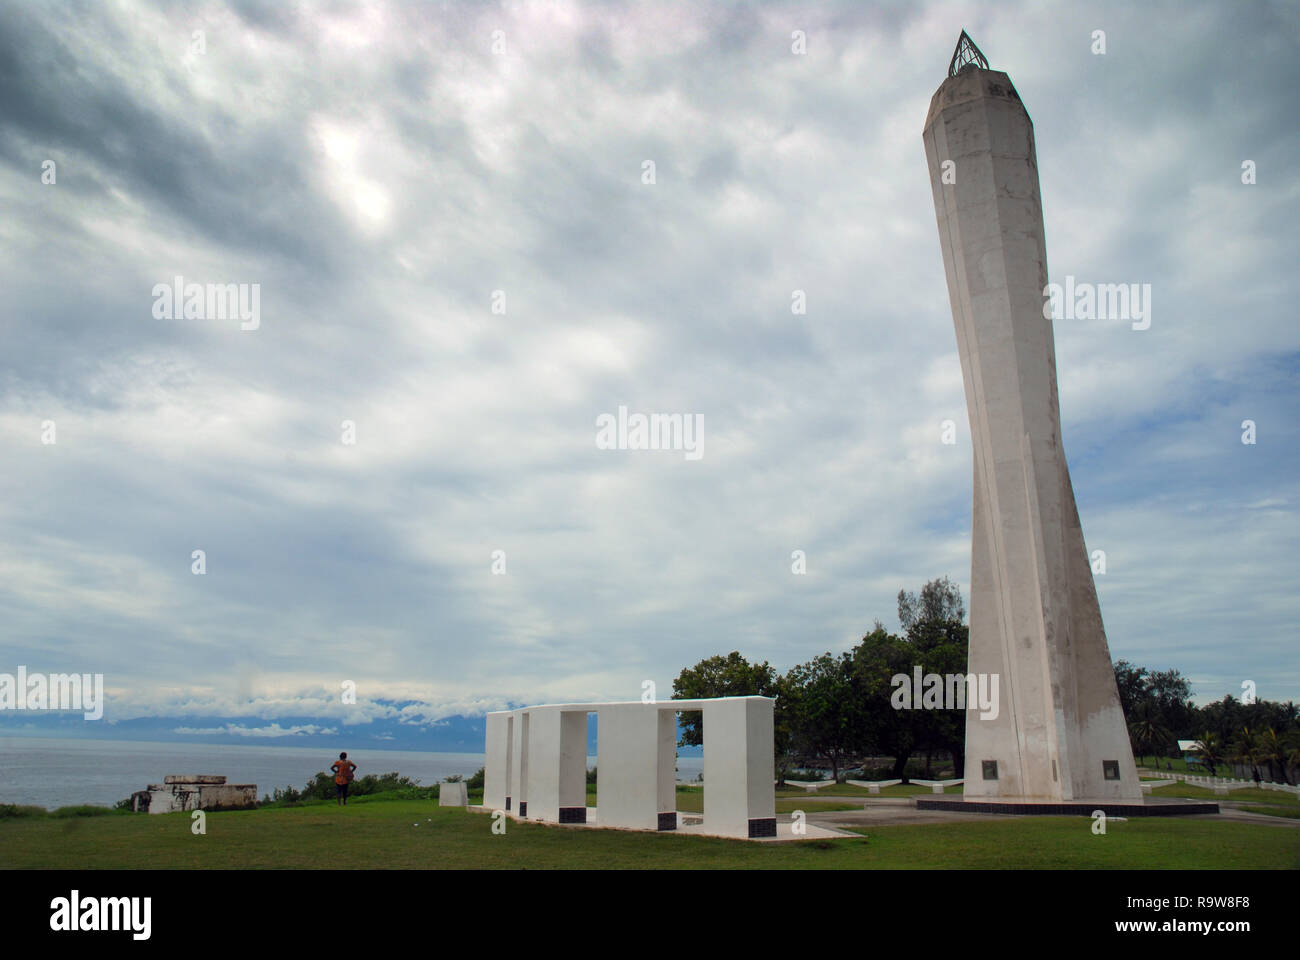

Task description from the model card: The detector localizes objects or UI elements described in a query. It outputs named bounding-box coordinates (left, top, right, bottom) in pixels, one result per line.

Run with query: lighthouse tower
left=922, top=32, right=1140, bottom=802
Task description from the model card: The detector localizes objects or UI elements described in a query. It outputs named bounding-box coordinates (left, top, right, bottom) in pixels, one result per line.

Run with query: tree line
left=1119, top=663, right=1299, bottom=782
left=672, top=578, right=1300, bottom=784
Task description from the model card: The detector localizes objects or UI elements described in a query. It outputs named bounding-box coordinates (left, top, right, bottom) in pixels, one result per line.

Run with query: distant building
left=1178, top=740, right=1204, bottom=768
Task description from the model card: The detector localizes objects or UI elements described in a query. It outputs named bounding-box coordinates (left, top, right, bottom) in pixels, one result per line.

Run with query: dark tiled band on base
left=657, top=812, right=677, bottom=831
left=558, top=806, right=587, bottom=824
left=505, top=797, right=511, bottom=811
left=748, top=817, right=777, bottom=838
left=518, top=801, right=527, bottom=817
left=915, top=798, right=1220, bottom=817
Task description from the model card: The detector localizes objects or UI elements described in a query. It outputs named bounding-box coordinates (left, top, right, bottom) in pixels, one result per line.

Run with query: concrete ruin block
left=197, top=783, right=257, bottom=810
left=137, top=775, right=256, bottom=813
left=164, top=775, right=226, bottom=784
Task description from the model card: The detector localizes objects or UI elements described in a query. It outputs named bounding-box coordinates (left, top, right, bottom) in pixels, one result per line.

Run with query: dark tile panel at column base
left=558, top=806, right=587, bottom=824
left=505, top=796, right=511, bottom=811
left=657, top=812, right=677, bottom=831
left=518, top=801, right=527, bottom=817
left=748, top=817, right=777, bottom=838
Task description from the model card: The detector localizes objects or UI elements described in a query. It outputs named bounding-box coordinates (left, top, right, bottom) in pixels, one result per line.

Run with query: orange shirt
left=332, top=760, right=356, bottom=785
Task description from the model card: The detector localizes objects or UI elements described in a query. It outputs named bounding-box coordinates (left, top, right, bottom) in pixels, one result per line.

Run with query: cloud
left=172, top=722, right=339, bottom=738
left=0, top=0, right=1296, bottom=737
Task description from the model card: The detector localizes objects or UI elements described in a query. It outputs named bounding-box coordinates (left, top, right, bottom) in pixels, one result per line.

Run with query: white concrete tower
left=922, top=32, right=1140, bottom=802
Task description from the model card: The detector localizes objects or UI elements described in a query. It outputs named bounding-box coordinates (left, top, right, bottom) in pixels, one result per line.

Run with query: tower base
left=914, top=797, right=1219, bottom=817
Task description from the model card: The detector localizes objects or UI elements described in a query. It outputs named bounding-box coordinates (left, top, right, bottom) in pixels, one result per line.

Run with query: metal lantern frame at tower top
left=948, top=30, right=989, bottom=76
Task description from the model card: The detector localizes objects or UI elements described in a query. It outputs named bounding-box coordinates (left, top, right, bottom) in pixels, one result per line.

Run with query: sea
left=0, top=736, right=704, bottom=809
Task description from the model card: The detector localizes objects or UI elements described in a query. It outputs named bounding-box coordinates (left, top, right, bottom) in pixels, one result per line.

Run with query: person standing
left=331, top=752, right=357, bottom=806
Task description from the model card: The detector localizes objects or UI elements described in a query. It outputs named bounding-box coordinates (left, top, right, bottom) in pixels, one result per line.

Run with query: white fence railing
left=1143, top=770, right=1300, bottom=796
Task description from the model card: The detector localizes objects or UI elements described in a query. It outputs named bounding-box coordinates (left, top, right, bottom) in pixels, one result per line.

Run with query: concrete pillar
left=558, top=710, right=588, bottom=823
left=508, top=709, right=527, bottom=814
left=702, top=697, right=776, bottom=837
left=483, top=712, right=510, bottom=811
left=521, top=707, right=587, bottom=823
left=595, top=703, right=677, bottom=831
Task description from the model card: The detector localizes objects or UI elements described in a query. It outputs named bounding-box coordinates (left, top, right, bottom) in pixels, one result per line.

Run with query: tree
left=1231, top=727, right=1263, bottom=783
left=1193, top=731, right=1225, bottom=777
left=1146, top=668, right=1196, bottom=735
left=1127, top=702, right=1170, bottom=767
left=848, top=625, right=921, bottom=778
left=671, top=651, right=781, bottom=750
left=1259, top=728, right=1291, bottom=784
left=1286, top=735, right=1300, bottom=786
left=894, top=579, right=969, bottom=777
left=1113, top=660, right=1194, bottom=749
left=1113, top=660, right=1147, bottom=721
left=781, top=652, right=861, bottom=782
left=897, top=576, right=965, bottom=633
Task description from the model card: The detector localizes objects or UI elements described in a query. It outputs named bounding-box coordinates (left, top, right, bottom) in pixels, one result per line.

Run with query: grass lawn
left=2, top=798, right=1295, bottom=869
left=1140, top=783, right=1299, bottom=807
left=1133, top=759, right=1222, bottom=775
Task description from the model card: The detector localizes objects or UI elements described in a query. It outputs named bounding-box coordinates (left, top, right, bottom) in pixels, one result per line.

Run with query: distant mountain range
left=0, top=708, right=704, bottom=756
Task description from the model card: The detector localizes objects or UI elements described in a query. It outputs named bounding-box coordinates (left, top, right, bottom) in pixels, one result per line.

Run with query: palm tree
left=1260, top=728, right=1289, bottom=784
left=1193, top=731, right=1225, bottom=777
left=1232, top=726, right=1262, bottom=784
left=1258, top=728, right=1289, bottom=780
left=1286, top=741, right=1300, bottom=786
left=1127, top=704, right=1170, bottom=769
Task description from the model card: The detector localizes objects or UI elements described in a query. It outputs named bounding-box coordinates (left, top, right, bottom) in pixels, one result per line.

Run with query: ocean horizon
left=0, top=736, right=705, bottom=809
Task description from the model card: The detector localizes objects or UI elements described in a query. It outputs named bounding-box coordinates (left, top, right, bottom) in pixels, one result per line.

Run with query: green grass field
left=2, top=795, right=1295, bottom=869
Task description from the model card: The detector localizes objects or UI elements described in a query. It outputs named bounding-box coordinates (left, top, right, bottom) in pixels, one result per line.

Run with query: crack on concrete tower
left=948, top=30, right=989, bottom=77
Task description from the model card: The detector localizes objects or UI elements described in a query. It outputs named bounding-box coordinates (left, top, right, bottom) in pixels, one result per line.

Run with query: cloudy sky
left=1, top=0, right=1296, bottom=749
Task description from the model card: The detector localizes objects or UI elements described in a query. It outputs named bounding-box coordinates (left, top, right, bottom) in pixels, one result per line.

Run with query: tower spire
left=948, top=30, right=989, bottom=77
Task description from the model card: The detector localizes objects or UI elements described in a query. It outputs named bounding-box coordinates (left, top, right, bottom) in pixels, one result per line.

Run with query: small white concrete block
left=847, top=779, right=903, bottom=794
left=439, top=781, right=469, bottom=806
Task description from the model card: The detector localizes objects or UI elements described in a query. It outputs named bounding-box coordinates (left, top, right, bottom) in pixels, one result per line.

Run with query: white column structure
left=482, top=712, right=510, bottom=811
left=517, top=707, right=589, bottom=822
left=922, top=33, right=1140, bottom=802
left=482, top=696, right=775, bottom=838
left=700, top=697, right=776, bottom=837
left=595, top=702, right=678, bottom=831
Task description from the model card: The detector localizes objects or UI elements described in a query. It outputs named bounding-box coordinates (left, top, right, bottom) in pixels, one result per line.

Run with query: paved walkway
left=800, top=796, right=1300, bottom=831
left=806, top=800, right=1017, bottom=830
